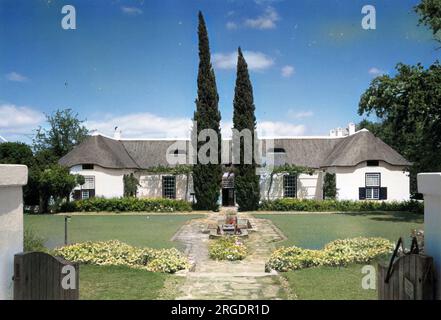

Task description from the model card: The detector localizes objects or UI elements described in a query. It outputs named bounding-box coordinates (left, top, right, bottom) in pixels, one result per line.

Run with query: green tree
left=123, top=173, right=139, bottom=197
left=323, top=173, right=337, bottom=200
left=358, top=62, right=441, bottom=195
left=415, top=0, right=441, bottom=42
left=232, top=48, right=260, bottom=211
left=33, top=108, right=89, bottom=159
left=38, top=164, right=78, bottom=213
left=0, top=142, right=39, bottom=205
left=192, top=11, right=222, bottom=211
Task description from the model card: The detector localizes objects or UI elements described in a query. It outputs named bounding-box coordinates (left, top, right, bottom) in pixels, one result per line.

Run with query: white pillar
left=0, top=165, right=28, bottom=300
left=417, top=173, right=441, bottom=300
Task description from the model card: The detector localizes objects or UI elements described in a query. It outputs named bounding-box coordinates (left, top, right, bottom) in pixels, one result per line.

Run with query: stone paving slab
left=172, top=210, right=292, bottom=300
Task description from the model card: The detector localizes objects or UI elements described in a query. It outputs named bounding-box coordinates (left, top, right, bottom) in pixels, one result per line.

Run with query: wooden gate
left=378, top=253, right=435, bottom=300
left=13, top=252, right=79, bottom=300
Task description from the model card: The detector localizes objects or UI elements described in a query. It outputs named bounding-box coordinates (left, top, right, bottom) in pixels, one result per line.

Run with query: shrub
left=24, top=229, right=46, bottom=252
left=266, top=237, right=394, bottom=272
left=209, top=237, right=247, bottom=261
left=259, top=198, right=423, bottom=214
left=53, top=240, right=189, bottom=273
left=59, top=197, right=192, bottom=213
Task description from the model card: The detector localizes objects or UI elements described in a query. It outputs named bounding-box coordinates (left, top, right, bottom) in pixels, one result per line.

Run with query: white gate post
left=418, top=173, right=441, bottom=300
left=0, top=165, right=28, bottom=300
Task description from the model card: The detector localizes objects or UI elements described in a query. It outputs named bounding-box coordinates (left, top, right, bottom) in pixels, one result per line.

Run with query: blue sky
left=0, top=0, right=438, bottom=142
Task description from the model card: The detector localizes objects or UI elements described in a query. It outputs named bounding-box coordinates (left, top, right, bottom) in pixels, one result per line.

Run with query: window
left=162, top=176, right=176, bottom=199
left=81, top=190, right=90, bottom=200
left=367, top=160, right=379, bottom=167
left=283, top=175, right=297, bottom=198
left=268, top=148, right=286, bottom=153
left=82, top=164, right=94, bottom=170
left=365, top=173, right=380, bottom=200
left=82, top=176, right=95, bottom=189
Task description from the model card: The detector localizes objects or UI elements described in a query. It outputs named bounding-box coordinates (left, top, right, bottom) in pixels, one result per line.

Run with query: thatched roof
left=321, top=129, right=411, bottom=167
left=59, top=135, right=139, bottom=169
left=58, top=130, right=410, bottom=169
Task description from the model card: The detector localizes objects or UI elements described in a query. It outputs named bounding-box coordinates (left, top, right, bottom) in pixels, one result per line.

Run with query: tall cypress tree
left=192, top=12, right=222, bottom=211
left=233, top=47, right=260, bottom=211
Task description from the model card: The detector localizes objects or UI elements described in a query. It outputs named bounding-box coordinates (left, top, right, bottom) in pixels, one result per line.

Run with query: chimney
left=348, top=122, right=356, bottom=135
left=114, top=126, right=122, bottom=140
left=336, top=127, right=344, bottom=137
left=329, top=129, right=336, bottom=137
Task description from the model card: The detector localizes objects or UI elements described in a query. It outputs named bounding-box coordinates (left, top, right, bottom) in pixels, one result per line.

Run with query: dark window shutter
left=380, top=187, right=387, bottom=200
left=73, top=190, right=81, bottom=201
left=359, top=187, right=366, bottom=200
left=89, top=189, right=95, bottom=198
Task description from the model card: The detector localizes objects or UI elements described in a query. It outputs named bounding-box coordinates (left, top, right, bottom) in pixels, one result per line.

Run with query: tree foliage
left=233, top=48, right=260, bottom=211
left=0, top=142, right=40, bottom=204
left=192, top=12, right=222, bottom=211
left=38, top=164, right=78, bottom=213
left=415, top=0, right=441, bottom=42
left=323, top=173, right=337, bottom=200
left=33, top=108, right=89, bottom=158
left=358, top=62, right=441, bottom=194
left=123, top=173, right=139, bottom=197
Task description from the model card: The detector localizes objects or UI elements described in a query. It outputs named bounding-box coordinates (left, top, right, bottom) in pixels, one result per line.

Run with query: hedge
left=259, top=198, right=423, bottom=214
left=209, top=237, right=248, bottom=261
left=266, top=237, right=394, bottom=272
left=59, top=197, right=192, bottom=213
left=53, top=240, right=189, bottom=273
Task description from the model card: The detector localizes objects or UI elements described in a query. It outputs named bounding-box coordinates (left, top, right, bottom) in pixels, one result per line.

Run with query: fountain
left=207, top=210, right=253, bottom=239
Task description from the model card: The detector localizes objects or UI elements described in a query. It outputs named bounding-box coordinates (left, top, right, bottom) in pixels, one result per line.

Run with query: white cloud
left=5, top=72, right=29, bottom=82
left=86, top=113, right=192, bottom=139
left=226, top=21, right=238, bottom=30
left=244, top=6, right=279, bottom=30
left=0, top=104, right=44, bottom=135
left=258, top=121, right=306, bottom=137
left=212, top=51, right=274, bottom=71
left=281, top=65, right=295, bottom=78
left=221, top=120, right=306, bottom=138
left=368, top=67, right=386, bottom=76
left=87, top=113, right=306, bottom=140
left=287, top=110, right=314, bottom=119
left=121, top=6, right=143, bottom=15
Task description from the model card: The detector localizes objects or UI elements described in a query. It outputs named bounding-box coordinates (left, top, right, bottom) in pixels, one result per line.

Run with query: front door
left=222, top=188, right=235, bottom=207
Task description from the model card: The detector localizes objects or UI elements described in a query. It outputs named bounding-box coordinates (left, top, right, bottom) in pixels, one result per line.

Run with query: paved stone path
left=172, top=210, right=294, bottom=300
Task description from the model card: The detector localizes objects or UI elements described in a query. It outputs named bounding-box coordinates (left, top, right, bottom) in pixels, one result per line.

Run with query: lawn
left=254, top=211, right=424, bottom=300
left=283, top=264, right=378, bottom=300
left=80, top=264, right=183, bottom=300
left=254, top=211, right=423, bottom=249
left=25, top=214, right=203, bottom=249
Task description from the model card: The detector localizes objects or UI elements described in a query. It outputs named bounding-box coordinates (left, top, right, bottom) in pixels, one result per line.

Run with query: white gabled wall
left=327, top=161, right=410, bottom=202
left=137, top=174, right=193, bottom=200
left=260, top=171, right=323, bottom=200
left=70, top=165, right=133, bottom=198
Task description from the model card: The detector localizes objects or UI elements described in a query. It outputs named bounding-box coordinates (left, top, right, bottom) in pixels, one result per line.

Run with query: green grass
left=80, top=265, right=170, bottom=300
left=282, top=264, right=377, bottom=300
left=254, top=211, right=423, bottom=249
left=254, top=211, right=423, bottom=300
left=25, top=214, right=203, bottom=249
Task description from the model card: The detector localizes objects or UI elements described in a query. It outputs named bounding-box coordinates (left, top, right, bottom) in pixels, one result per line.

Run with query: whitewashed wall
left=70, top=165, right=133, bottom=198
left=0, top=165, right=27, bottom=300
left=137, top=174, right=193, bottom=200
left=417, top=173, right=441, bottom=299
left=260, top=172, right=323, bottom=200
left=327, top=161, right=410, bottom=201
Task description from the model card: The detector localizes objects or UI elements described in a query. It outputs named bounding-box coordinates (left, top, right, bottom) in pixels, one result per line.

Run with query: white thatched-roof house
left=59, top=124, right=410, bottom=204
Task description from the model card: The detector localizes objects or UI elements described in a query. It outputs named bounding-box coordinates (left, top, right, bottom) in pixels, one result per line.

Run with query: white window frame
left=81, top=190, right=90, bottom=200
left=365, top=173, right=381, bottom=200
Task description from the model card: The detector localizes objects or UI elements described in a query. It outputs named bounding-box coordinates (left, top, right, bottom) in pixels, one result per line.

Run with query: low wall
left=418, top=173, right=441, bottom=300
left=0, top=165, right=28, bottom=300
